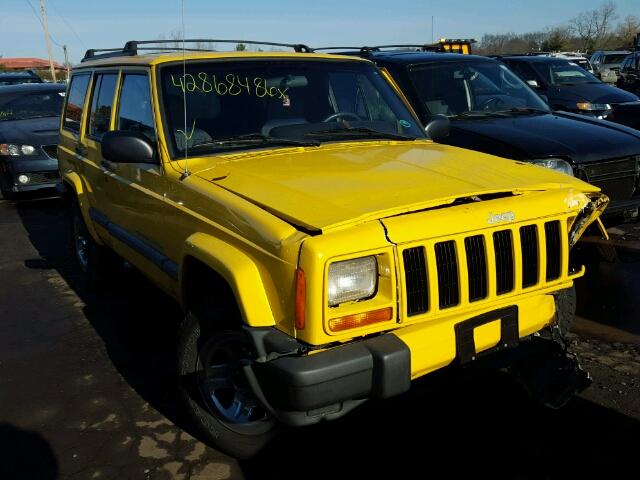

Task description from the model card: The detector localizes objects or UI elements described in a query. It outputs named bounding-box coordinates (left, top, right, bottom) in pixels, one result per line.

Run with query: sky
left=1, top=0, right=638, bottom=64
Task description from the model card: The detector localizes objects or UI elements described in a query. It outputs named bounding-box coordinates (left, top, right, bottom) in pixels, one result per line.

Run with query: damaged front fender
left=568, top=192, right=610, bottom=248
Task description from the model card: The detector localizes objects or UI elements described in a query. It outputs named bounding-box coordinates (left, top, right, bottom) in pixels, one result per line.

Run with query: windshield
left=532, top=60, right=600, bottom=85
left=160, top=59, right=424, bottom=157
left=408, top=61, right=549, bottom=118
left=602, top=54, right=629, bottom=65
left=0, top=90, right=64, bottom=121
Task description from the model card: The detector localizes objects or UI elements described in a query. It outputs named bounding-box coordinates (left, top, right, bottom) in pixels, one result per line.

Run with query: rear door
left=59, top=72, right=91, bottom=198
left=83, top=70, right=120, bottom=231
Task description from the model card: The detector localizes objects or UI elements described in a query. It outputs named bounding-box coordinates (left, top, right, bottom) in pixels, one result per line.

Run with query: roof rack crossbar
left=313, top=43, right=460, bottom=55
left=82, top=39, right=312, bottom=62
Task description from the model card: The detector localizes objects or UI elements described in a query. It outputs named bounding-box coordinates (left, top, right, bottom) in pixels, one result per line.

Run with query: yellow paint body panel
left=393, top=293, right=556, bottom=379
left=58, top=50, right=607, bottom=380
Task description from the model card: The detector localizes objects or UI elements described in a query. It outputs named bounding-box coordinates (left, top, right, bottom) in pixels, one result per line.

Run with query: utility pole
left=63, top=45, right=69, bottom=81
left=39, top=0, right=57, bottom=82
left=431, top=16, right=434, bottom=44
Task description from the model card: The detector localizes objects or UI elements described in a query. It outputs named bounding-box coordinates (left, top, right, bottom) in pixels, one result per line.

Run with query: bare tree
left=541, top=26, right=573, bottom=52
left=615, top=14, right=640, bottom=48
left=570, top=1, right=618, bottom=51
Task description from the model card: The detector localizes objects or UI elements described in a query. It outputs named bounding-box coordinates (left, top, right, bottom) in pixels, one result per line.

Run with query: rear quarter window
left=63, top=73, right=91, bottom=133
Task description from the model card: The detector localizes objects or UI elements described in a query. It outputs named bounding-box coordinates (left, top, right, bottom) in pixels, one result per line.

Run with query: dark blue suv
left=321, top=48, right=640, bottom=225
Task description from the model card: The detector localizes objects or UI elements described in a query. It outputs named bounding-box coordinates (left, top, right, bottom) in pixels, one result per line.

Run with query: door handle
left=100, top=159, right=116, bottom=171
left=75, top=144, right=88, bottom=156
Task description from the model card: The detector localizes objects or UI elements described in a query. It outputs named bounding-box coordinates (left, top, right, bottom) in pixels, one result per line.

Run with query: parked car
left=550, top=52, right=594, bottom=73
left=0, top=83, right=64, bottom=198
left=323, top=48, right=640, bottom=224
left=499, top=55, right=640, bottom=130
left=590, top=50, right=631, bottom=83
left=0, top=70, right=44, bottom=86
left=617, top=52, right=640, bottom=94
left=59, top=39, right=607, bottom=457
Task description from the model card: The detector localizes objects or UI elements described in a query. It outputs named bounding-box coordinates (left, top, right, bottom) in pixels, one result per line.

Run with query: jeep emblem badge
left=488, top=211, right=516, bottom=224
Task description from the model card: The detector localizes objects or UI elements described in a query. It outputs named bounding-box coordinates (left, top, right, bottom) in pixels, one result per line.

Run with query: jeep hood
left=196, top=142, right=599, bottom=231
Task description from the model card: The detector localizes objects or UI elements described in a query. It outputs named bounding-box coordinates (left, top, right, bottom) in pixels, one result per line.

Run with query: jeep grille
left=401, top=219, right=566, bottom=318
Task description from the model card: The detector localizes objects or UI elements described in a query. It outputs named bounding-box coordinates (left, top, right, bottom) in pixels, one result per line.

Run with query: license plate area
left=454, top=306, right=519, bottom=365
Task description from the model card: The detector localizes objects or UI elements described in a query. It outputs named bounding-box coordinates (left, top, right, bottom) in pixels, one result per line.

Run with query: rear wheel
left=177, top=311, right=277, bottom=459
left=70, top=203, right=115, bottom=289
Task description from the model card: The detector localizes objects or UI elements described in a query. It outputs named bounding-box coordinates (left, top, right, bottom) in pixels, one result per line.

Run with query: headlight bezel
left=531, top=158, right=574, bottom=177
left=576, top=102, right=612, bottom=112
left=327, top=255, right=378, bottom=307
left=0, top=143, right=38, bottom=156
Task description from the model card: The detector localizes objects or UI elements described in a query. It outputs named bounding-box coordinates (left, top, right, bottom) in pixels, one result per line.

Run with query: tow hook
left=508, top=329, right=591, bottom=409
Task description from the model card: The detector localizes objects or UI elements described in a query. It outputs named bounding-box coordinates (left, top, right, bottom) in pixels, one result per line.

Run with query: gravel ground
left=1, top=197, right=638, bottom=480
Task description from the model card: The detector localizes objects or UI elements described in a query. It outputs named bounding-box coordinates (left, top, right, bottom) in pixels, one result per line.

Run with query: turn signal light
left=328, top=307, right=393, bottom=332
left=295, top=267, right=306, bottom=330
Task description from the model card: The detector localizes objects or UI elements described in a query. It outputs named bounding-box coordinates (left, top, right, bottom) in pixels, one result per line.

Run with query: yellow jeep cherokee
left=58, top=40, right=608, bottom=458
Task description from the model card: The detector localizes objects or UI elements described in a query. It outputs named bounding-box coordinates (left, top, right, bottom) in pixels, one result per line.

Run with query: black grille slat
left=545, top=221, right=562, bottom=281
left=581, top=157, right=638, bottom=201
left=465, top=235, right=487, bottom=302
left=402, top=247, right=428, bottom=316
left=520, top=225, right=539, bottom=288
left=434, top=241, right=459, bottom=308
left=493, top=230, right=514, bottom=294
left=42, top=145, right=58, bottom=159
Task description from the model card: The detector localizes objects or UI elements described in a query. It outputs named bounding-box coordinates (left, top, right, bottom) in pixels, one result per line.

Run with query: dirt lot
left=1, top=196, right=638, bottom=480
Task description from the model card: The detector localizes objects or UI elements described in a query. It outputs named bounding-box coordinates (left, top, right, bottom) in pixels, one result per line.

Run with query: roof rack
left=314, top=39, right=477, bottom=56
left=314, top=44, right=442, bottom=54
left=81, top=39, right=313, bottom=62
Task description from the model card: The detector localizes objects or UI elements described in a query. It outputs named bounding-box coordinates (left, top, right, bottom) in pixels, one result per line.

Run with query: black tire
left=70, top=202, right=115, bottom=289
left=1, top=187, right=16, bottom=200
left=177, top=311, right=278, bottom=459
left=596, top=243, right=618, bottom=263
left=555, top=286, right=577, bottom=334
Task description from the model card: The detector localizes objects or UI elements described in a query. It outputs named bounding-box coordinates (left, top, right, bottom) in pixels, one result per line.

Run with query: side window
left=87, top=73, right=118, bottom=139
left=117, top=74, right=155, bottom=142
left=328, top=72, right=395, bottom=123
left=509, top=62, right=540, bottom=85
left=63, top=74, right=90, bottom=133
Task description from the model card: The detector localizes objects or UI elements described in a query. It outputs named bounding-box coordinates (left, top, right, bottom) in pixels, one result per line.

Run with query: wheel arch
left=62, top=172, right=103, bottom=244
left=180, top=233, right=276, bottom=328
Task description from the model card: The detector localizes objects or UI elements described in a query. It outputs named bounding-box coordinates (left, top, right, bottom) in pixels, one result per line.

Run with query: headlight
left=328, top=256, right=377, bottom=306
left=531, top=158, right=574, bottom=177
left=576, top=102, right=611, bottom=111
left=0, top=143, right=37, bottom=156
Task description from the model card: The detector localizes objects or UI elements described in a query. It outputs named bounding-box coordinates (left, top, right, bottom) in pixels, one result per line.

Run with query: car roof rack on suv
left=315, top=39, right=477, bottom=56
left=81, top=39, right=313, bottom=62
left=314, top=44, right=444, bottom=55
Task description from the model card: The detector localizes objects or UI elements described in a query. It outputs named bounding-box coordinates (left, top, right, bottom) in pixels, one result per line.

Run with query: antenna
left=179, top=0, right=191, bottom=179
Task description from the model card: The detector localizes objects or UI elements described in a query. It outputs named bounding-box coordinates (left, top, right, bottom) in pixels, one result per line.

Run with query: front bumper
left=247, top=294, right=559, bottom=426
left=0, top=156, right=61, bottom=193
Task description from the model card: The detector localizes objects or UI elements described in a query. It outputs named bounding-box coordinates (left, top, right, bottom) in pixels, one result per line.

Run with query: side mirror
left=424, top=114, right=450, bottom=141
left=539, top=94, right=549, bottom=104
left=101, top=131, right=155, bottom=164
left=526, top=79, right=539, bottom=88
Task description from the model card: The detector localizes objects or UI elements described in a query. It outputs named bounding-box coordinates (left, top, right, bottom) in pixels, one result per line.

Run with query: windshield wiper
left=304, top=127, right=415, bottom=141
left=451, top=110, right=510, bottom=119
left=493, top=107, right=549, bottom=115
left=189, top=133, right=320, bottom=150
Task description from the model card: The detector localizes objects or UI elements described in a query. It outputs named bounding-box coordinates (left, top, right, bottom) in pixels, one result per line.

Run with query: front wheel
left=555, top=286, right=577, bottom=335
left=177, top=312, right=277, bottom=459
